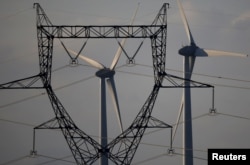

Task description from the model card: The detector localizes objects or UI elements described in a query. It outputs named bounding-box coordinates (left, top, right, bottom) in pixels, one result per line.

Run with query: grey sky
left=0, top=0, right=250, bottom=164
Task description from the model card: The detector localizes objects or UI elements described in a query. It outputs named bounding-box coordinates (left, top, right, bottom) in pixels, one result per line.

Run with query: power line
left=0, top=64, right=118, bottom=110
left=1, top=62, right=250, bottom=112
left=0, top=7, right=32, bottom=20
left=36, top=154, right=75, bottom=165
left=0, top=52, right=249, bottom=165
left=143, top=111, right=250, bottom=142
left=143, top=113, right=209, bottom=137
left=0, top=92, right=45, bottom=110
left=0, top=118, right=35, bottom=127
left=217, top=112, right=250, bottom=121
left=0, top=118, right=208, bottom=154
left=136, top=63, right=250, bottom=83
left=140, top=142, right=208, bottom=154
left=0, top=3, right=249, bottom=165
left=0, top=65, right=76, bottom=110
left=1, top=111, right=249, bottom=151
left=210, top=83, right=250, bottom=90
left=174, top=152, right=207, bottom=161
left=132, top=150, right=207, bottom=165
left=0, top=155, right=29, bottom=165
left=1, top=110, right=249, bottom=165
left=0, top=153, right=75, bottom=165
left=131, top=153, right=167, bottom=165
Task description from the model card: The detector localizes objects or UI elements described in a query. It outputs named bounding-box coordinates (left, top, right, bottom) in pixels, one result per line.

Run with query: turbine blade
left=177, top=0, right=195, bottom=45
left=194, top=48, right=248, bottom=57
left=189, top=56, right=196, bottom=73
left=106, top=77, right=123, bottom=132
left=195, top=49, right=248, bottom=57
left=68, top=49, right=105, bottom=69
left=110, top=39, right=126, bottom=70
left=110, top=3, right=140, bottom=70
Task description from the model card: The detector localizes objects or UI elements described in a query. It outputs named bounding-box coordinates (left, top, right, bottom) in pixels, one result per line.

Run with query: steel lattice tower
left=0, top=3, right=214, bottom=165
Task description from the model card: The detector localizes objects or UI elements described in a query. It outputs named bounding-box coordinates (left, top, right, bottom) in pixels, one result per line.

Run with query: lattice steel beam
left=0, top=74, right=44, bottom=89
left=38, top=25, right=164, bottom=38
left=0, top=3, right=171, bottom=165
left=161, top=72, right=214, bottom=88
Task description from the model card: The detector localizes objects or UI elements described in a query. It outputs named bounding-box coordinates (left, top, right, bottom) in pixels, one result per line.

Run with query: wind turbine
left=174, top=0, right=248, bottom=165
left=67, top=4, right=139, bottom=165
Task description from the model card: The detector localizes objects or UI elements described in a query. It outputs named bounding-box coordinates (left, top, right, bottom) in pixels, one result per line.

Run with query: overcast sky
left=0, top=0, right=250, bottom=165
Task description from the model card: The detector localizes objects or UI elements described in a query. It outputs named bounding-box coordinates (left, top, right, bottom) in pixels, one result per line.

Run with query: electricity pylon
left=1, top=3, right=173, bottom=165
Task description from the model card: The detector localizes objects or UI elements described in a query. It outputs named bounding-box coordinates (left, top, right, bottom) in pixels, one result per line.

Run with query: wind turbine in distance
left=67, top=4, right=139, bottom=165
left=174, top=0, right=248, bottom=165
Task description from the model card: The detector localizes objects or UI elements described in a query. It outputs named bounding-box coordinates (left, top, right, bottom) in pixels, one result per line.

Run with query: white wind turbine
left=68, top=5, right=139, bottom=165
left=174, top=1, right=248, bottom=165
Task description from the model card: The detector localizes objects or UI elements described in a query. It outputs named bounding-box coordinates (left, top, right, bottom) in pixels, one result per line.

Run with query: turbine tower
left=68, top=5, right=139, bottom=165
left=176, top=0, right=248, bottom=165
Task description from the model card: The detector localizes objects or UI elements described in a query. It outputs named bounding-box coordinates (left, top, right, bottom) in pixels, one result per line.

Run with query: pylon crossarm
left=41, top=25, right=166, bottom=39
left=147, top=116, right=172, bottom=128
left=0, top=74, right=44, bottom=89
left=34, top=117, right=60, bottom=129
left=161, top=72, right=214, bottom=88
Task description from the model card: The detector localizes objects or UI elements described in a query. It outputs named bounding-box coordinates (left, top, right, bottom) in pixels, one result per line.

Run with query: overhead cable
left=136, top=63, right=250, bottom=83
left=0, top=155, right=29, bottom=165
left=0, top=7, right=32, bottom=20
left=36, top=154, right=75, bottom=165
left=1, top=63, right=250, bottom=111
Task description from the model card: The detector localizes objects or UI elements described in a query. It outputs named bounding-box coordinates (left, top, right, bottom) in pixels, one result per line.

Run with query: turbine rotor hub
left=96, top=69, right=115, bottom=78
left=178, top=45, right=197, bottom=56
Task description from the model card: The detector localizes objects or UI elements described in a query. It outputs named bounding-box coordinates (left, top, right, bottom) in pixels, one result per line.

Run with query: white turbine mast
left=175, top=0, right=248, bottom=165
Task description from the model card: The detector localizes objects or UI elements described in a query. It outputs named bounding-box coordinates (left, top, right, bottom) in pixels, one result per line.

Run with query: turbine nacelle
left=178, top=45, right=197, bottom=57
left=177, top=0, right=247, bottom=58
left=96, top=69, right=115, bottom=78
